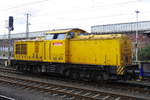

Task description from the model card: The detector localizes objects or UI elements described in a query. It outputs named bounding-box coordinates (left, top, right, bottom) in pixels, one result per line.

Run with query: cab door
left=50, top=34, right=68, bottom=63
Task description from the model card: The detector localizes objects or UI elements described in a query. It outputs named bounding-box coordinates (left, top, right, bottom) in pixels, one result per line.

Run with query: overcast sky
left=0, top=0, right=150, bottom=34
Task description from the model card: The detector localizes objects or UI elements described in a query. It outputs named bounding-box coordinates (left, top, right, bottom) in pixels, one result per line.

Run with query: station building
left=91, top=21, right=150, bottom=48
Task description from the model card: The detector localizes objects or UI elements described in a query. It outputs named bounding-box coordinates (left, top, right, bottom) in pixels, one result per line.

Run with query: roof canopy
left=91, top=21, right=150, bottom=34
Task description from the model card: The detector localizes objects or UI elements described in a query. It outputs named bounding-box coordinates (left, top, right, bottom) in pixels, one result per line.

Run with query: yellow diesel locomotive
left=12, top=28, right=137, bottom=80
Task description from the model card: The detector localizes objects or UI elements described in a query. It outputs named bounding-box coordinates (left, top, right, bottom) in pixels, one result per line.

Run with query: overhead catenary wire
left=0, top=0, right=48, bottom=12
left=0, top=0, right=141, bottom=14
left=0, top=0, right=148, bottom=20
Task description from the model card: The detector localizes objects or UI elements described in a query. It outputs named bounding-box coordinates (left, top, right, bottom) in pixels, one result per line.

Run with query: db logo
left=53, top=42, right=63, bottom=46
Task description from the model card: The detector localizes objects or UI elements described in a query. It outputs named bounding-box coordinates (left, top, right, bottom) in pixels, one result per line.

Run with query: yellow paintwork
left=45, top=40, right=68, bottom=63
left=14, top=28, right=85, bottom=63
left=14, top=28, right=132, bottom=75
left=14, top=40, right=44, bottom=61
left=14, top=40, right=66, bottom=63
left=69, top=34, right=132, bottom=66
left=69, top=38, right=121, bottom=65
left=68, top=34, right=132, bottom=75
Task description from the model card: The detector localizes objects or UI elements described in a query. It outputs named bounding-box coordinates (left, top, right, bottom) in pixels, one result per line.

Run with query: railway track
left=0, top=95, right=15, bottom=100
left=0, top=67, right=18, bottom=73
left=0, top=74, right=148, bottom=100
left=0, top=67, right=150, bottom=100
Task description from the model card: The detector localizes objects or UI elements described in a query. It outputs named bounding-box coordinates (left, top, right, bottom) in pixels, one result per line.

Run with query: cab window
left=45, top=33, right=65, bottom=40
left=45, top=34, right=54, bottom=40
left=57, top=34, right=65, bottom=39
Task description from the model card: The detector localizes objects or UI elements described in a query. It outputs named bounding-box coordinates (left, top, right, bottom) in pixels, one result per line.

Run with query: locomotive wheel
left=69, top=70, right=80, bottom=80
left=75, top=71, right=80, bottom=80
left=64, top=70, right=70, bottom=77
left=71, top=71, right=77, bottom=80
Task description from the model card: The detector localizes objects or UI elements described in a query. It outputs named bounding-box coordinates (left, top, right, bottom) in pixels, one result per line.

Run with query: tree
left=139, top=46, right=150, bottom=61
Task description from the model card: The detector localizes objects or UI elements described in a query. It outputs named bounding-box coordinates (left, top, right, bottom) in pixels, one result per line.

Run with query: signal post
left=7, top=16, right=14, bottom=66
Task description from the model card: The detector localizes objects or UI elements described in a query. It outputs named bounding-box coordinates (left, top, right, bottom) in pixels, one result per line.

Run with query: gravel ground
left=0, top=69, right=150, bottom=100
left=0, top=82, right=64, bottom=100
left=0, top=70, right=66, bottom=100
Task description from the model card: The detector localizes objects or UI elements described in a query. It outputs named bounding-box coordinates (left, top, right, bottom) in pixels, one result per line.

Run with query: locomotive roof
left=46, top=28, right=86, bottom=34
left=75, top=34, right=129, bottom=40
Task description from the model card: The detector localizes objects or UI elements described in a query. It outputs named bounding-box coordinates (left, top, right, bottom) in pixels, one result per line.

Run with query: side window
left=45, top=33, right=65, bottom=40
left=45, top=34, right=54, bottom=40
left=79, top=33, right=86, bottom=36
left=57, top=34, right=65, bottom=39
left=66, top=32, right=74, bottom=39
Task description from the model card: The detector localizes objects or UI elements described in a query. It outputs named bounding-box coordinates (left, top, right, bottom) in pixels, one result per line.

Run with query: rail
left=0, top=74, right=148, bottom=100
